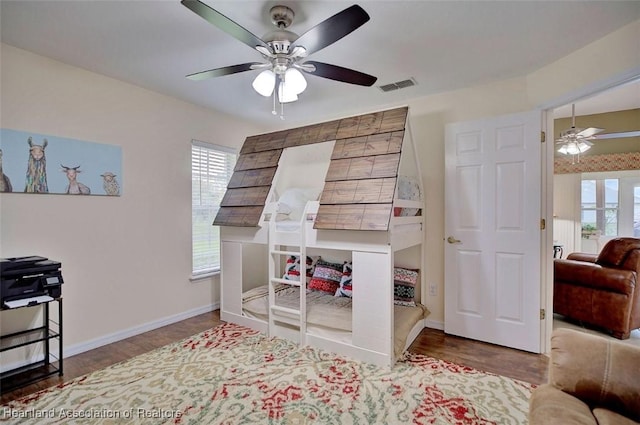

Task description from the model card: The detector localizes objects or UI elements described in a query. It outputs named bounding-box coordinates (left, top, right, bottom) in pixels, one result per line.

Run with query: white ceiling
left=2, top=1, right=639, bottom=128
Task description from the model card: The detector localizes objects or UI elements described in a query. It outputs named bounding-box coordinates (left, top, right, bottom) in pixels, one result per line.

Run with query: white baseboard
left=425, top=319, right=444, bottom=331
left=65, top=303, right=219, bottom=358
left=0, top=303, right=219, bottom=374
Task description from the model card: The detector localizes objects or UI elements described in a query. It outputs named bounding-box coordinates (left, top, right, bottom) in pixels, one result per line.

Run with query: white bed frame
left=219, top=121, right=426, bottom=367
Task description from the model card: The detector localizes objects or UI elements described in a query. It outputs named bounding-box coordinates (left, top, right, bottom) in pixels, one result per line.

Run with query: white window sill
left=190, top=270, right=220, bottom=282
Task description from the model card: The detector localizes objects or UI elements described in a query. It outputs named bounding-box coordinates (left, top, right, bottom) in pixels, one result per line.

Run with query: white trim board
left=0, top=303, right=219, bottom=374
left=65, top=303, right=219, bottom=358
left=425, top=319, right=444, bottom=331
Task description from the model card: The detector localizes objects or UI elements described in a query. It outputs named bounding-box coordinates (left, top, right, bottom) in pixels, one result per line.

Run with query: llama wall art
left=24, top=137, right=49, bottom=193
left=0, top=129, right=122, bottom=196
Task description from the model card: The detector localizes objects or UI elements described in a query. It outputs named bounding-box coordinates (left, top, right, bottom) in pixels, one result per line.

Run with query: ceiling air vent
left=378, top=78, right=417, bottom=93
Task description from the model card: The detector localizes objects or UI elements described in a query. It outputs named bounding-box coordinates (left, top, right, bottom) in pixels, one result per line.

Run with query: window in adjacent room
left=581, top=178, right=619, bottom=237
left=191, top=140, right=237, bottom=277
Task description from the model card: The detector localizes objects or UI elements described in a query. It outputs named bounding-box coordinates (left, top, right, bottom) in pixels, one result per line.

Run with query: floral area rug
left=1, top=323, right=533, bottom=424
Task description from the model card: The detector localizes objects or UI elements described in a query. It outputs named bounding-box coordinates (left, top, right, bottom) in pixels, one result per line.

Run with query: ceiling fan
left=556, top=104, right=604, bottom=156
left=556, top=104, right=640, bottom=161
left=180, top=0, right=377, bottom=117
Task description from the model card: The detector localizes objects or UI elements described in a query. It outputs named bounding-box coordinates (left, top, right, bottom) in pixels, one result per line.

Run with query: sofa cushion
left=529, top=384, right=597, bottom=425
left=592, top=409, right=640, bottom=425
left=550, top=329, right=640, bottom=422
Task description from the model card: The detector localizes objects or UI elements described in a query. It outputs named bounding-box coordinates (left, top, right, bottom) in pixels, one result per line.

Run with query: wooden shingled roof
left=213, top=107, right=409, bottom=231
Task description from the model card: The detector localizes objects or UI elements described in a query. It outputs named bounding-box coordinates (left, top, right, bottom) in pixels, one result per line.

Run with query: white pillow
left=276, top=202, right=293, bottom=215
left=278, top=188, right=321, bottom=221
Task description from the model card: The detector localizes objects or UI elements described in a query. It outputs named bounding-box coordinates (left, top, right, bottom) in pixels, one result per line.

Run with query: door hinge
left=540, top=218, right=546, bottom=230
left=540, top=309, right=546, bottom=320
left=541, top=131, right=546, bottom=143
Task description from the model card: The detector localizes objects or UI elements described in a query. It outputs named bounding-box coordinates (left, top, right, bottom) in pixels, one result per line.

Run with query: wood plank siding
left=227, top=168, right=277, bottom=189
left=213, top=107, right=409, bottom=229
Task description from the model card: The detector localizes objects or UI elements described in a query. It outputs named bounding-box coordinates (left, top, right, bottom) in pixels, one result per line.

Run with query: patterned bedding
left=242, top=284, right=428, bottom=356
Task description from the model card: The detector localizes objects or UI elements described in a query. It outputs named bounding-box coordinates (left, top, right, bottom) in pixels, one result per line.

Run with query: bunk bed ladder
left=267, top=216, right=307, bottom=345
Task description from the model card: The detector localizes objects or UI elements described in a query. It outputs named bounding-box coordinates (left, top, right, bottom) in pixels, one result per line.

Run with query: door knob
left=447, top=236, right=462, bottom=244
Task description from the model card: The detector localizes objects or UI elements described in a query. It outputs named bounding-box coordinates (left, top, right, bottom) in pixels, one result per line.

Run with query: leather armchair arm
left=554, top=260, right=636, bottom=294
left=566, top=252, right=597, bottom=263
left=550, top=329, right=640, bottom=422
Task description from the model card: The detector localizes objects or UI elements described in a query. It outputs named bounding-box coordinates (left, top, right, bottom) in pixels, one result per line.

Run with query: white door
left=444, top=110, right=542, bottom=352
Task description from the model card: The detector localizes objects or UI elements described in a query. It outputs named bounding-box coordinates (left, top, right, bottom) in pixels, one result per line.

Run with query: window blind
left=192, top=141, right=237, bottom=276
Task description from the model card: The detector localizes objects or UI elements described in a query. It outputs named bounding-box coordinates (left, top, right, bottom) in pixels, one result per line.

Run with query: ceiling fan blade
left=186, top=63, right=261, bottom=81
left=302, top=61, right=377, bottom=86
left=595, top=130, right=640, bottom=140
left=291, top=5, right=370, bottom=56
left=181, top=0, right=269, bottom=51
left=576, top=127, right=604, bottom=138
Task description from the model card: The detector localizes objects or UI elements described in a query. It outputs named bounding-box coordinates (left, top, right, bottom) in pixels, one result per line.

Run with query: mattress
left=242, top=284, right=427, bottom=357
left=274, top=220, right=302, bottom=232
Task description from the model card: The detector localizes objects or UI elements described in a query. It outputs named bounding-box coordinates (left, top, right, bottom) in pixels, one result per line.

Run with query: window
left=192, top=141, right=237, bottom=277
left=581, top=178, right=619, bottom=237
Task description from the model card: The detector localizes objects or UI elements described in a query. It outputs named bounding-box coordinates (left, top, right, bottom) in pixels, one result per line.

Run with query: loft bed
left=216, top=107, right=429, bottom=367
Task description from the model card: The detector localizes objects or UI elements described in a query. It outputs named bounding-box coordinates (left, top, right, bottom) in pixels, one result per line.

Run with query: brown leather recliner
left=529, top=328, right=640, bottom=425
left=553, top=237, right=640, bottom=339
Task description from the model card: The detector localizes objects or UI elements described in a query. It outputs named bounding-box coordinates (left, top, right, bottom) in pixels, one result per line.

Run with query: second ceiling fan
left=181, top=0, right=377, bottom=117
left=556, top=104, right=640, bottom=159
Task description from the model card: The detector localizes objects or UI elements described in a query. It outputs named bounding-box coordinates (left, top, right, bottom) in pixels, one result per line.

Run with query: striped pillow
left=308, top=259, right=343, bottom=294
left=393, top=267, right=418, bottom=306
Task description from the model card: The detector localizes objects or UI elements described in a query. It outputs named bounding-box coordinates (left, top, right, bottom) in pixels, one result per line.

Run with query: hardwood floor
left=1, top=310, right=548, bottom=404
left=408, top=328, right=548, bottom=385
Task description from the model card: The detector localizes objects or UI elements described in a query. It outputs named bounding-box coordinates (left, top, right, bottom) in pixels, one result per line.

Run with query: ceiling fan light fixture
left=284, top=68, right=307, bottom=95
left=556, top=104, right=602, bottom=162
left=576, top=141, right=592, bottom=153
left=557, top=141, right=591, bottom=155
left=182, top=1, right=376, bottom=118
left=278, top=80, right=299, bottom=103
left=252, top=70, right=276, bottom=97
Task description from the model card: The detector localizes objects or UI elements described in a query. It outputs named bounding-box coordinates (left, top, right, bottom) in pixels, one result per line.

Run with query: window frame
left=580, top=177, right=620, bottom=237
left=191, top=140, right=237, bottom=280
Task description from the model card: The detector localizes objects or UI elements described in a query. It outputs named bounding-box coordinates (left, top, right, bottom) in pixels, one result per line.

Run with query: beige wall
left=1, top=16, right=638, bottom=355
left=0, top=44, right=264, bottom=358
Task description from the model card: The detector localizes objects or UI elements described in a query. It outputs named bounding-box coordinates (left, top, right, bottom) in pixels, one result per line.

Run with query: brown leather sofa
left=529, top=328, right=640, bottom=425
left=554, top=237, right=640, bottom=339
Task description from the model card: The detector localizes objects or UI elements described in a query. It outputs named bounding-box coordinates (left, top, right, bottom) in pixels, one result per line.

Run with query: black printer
left=1, top=256, right=63, bottom=309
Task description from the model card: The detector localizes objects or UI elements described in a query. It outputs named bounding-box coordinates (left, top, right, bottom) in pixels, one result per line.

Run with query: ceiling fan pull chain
left=272, top=87, right=277, bottom=115
left=275, top=75, right=285, bottom=120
